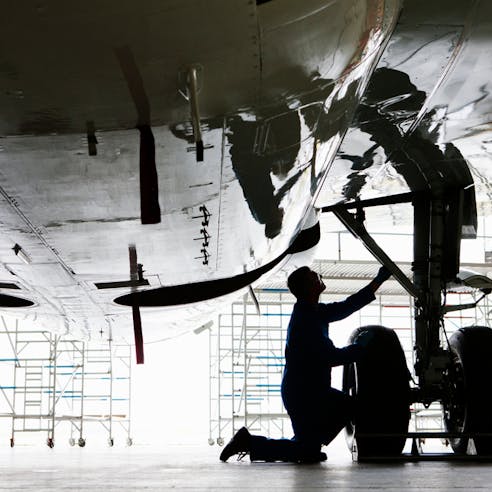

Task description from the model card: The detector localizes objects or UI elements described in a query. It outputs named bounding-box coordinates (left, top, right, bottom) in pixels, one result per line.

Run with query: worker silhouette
left=220, top=265, right=391, bottom=463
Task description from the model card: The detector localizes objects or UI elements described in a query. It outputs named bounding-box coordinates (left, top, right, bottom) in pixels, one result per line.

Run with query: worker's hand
left=356, top=329, right=376, bottom=348
left=375, top=266, right=391, bottom=284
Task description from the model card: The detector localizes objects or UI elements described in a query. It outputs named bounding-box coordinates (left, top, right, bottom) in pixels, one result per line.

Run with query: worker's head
left=287, top=266, right=325, bottom=301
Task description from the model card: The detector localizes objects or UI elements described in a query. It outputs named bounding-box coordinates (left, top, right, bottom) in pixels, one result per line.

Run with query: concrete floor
left=1, top=445, right=492, bottom=491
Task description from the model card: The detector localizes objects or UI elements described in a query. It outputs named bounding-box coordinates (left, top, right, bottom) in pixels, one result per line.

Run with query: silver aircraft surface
left=0, top=0, right=402, bottom=344
left=0, top=0, right=492, bottom=457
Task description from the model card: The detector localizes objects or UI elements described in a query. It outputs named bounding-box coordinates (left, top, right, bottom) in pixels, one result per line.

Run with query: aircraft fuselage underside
left=0, top=0, right=400, bottom=341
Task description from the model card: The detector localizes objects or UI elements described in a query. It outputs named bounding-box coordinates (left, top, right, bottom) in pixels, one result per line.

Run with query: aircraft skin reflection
left=318, top=0, right=491, bottom=225
left=340, top=67, right=477, bottom=236
left=0, top=0, right=422, bottom=343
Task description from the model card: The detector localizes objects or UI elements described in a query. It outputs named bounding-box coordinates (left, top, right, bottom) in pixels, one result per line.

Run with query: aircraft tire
left=343, top=325, right=411, bottom=457
left=443, top=326, right=492, bottom=455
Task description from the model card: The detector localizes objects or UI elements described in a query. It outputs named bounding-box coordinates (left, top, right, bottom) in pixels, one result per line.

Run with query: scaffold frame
left=0, top=317, right=133, bottom=448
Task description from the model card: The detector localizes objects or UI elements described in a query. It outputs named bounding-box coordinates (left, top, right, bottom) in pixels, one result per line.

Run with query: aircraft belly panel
left=260, top=0, right=369, bottom=88
left=0, top=127, right=225, bottom=281
left=0, top=0, right=260, bottom=134
left=0, top=0, right=403, bottom=340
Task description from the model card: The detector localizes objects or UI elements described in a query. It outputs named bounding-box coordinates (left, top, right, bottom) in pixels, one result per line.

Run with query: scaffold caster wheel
left=217, top=437, right=224, bottom=446
left=47, top=438, right=54, bottom=448
left=69, top=438, right=75, bottom=447
left=208, top=438, right=215, bottom=446
left=108, top=438, right=114, bottom=447
left=78, top=438, right=86, bottom=447
left=10, top=438, right=14, bottom=448
left=126, top=438, right=133, bottom=447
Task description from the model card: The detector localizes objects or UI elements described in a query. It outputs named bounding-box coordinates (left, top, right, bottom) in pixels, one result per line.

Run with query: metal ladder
left=10, top=330, right=58, bottom=447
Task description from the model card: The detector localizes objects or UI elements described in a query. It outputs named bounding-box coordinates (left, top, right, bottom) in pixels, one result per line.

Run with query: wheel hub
left=442, top=355, right=465, bottom=433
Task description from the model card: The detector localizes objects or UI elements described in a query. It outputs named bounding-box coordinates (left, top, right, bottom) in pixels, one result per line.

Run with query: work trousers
left=249, top=387, right=353, bottom=462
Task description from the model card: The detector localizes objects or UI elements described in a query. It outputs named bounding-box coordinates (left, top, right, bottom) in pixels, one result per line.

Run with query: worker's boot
left=219, top=427, right=251, bottom=462
left=298, top=450, right=327, bottom=463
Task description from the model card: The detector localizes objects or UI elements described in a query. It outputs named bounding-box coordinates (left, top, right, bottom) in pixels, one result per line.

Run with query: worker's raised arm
left=319, top=266, right=392, bottom=323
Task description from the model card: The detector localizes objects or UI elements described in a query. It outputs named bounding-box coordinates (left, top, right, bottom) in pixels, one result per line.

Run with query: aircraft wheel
left=78, top=438, right=86, bottom=447
left=443, top=326, right=492, bottom=455
left=343, top=325, right=411, bottom=457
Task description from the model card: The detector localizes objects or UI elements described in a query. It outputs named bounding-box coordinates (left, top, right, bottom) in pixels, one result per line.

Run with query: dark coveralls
left=249, top=284, right=376, bottom=461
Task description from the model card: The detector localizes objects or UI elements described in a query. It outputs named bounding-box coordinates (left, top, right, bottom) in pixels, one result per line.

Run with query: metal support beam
left=412, top=196, right=431, bottom=381
left=428, top=197, right=446, bottom=351
left=322, top=192, right=415, bottom=213
left=332, top=207, right=420, bottom=299
left=179, top=65, right=204, bottom=161
left=187, top=66, right=204, bottom=162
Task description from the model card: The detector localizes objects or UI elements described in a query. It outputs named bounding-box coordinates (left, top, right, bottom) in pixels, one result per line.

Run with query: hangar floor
left=1, top=444, right=492, bottom=491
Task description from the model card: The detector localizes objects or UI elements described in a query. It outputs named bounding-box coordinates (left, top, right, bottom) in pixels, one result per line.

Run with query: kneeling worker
left=220, top=264, right=391, bottom=463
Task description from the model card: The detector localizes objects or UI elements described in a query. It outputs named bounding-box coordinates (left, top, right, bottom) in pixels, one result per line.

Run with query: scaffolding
left=69, top=341, right=133, bottom=447
left=0, top=317, right=133, bottom=447
left=209, top=291, right=291, bottom=445
left=0, top=323, right=65, bottom=447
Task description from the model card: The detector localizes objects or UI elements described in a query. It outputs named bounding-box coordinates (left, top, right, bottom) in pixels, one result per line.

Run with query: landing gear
left=326, top=171, right=488, bottom=459
left=344, top=326, right=411, bottom=457
left=443, top=326, right=492, bottom=455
